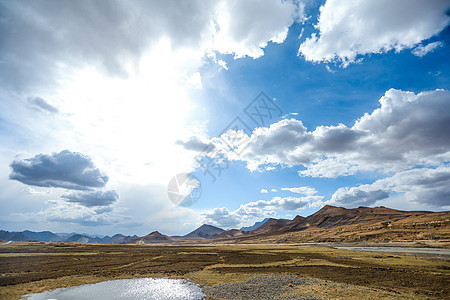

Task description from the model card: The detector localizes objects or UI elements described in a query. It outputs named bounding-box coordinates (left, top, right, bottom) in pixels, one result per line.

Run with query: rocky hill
left=131, top=231, right=175, bottom=244
left=182, top=224, right=225, bottom=239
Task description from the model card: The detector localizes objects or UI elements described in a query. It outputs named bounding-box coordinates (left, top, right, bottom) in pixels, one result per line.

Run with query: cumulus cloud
left=201, top=207, right=242, bottom=228
left=260, top=188, right=268, bottom=193
left=230, top=89, right=450, bottom=177
left=298, top=0, right=450, bottom=66
left=212, top=0, right=298, bottom=58
left=329, top=165, right=450, bottom=208
left=10, top=150, right=108, bottom=190
left=27, top=97, right=59, bottom=114
left=61, top=190, right=119, bottom=207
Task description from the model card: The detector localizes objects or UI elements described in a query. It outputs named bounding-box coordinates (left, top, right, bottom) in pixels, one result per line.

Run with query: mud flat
left=0, top=243, right=448, bottom=299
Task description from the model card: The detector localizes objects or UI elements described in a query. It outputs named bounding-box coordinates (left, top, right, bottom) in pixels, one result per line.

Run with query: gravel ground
left=202, top=274, right=321, bottom=300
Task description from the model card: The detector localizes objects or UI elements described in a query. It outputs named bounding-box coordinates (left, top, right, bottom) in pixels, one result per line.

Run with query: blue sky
left=0, top=0, right=449, bottom=236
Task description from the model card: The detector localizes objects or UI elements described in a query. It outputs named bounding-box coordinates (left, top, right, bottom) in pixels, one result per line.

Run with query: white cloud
left=201, top=194, right=323, bottom=228
left=24, top=187, right=51, bottom=195
left=187, top=72, right=203, bottom=89
left=260, top=188, right=268, bottom=193
left=271, top=188, right=278, bottom=192
left=325, top=65, right=336, bottom=73
left=16, top=200, right=138, bottom=227
left=412, top=41, right=444, bottom=57
left=201, top=207, right=242, bottom=228
left=212, top=0, right=301, bottom=58
left=217, top=60, right=229, bottom=70
left=229, top=89, right=450, bottom=177
left=281, top=186, right=318, bottom=195
left=237, top=195, right=322, bottom=212
left=329, top=165, right=450, bottom=209
left=298, top=0, right=450, bottom=66
left=298, top=158, right=360, bottom=178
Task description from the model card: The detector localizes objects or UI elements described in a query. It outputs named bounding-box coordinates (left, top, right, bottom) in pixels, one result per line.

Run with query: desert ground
left=0, top=243, right=448, bottom=299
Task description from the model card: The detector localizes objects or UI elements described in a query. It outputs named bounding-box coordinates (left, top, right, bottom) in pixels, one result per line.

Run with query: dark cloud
left=10, top=150, right=108, bottom=190
left=61, top=190, right=119, bottom=207
left=27, top=97, right=59, bottom=113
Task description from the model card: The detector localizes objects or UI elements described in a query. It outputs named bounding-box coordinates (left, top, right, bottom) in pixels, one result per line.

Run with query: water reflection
left=22, top=278, right=205, bottom=300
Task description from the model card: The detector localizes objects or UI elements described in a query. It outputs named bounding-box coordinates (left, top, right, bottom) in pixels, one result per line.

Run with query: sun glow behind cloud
left=54, top=39, right=205, bottom=185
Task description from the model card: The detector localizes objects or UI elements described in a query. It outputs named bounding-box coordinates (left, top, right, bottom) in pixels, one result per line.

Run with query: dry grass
left=0, top=244, right=448, bottom=299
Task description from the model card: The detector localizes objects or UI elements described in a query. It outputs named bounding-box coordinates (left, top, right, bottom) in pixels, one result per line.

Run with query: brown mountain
left=292, top=215, right=305, bottom=222
left=216, top=229, right=250, bottom=239
left=285, top=205, right=430, bottom=231
left=182, top=224, right=225, bottom=239
left=220, top=205, right=450, bottom=243
left=131, top=231, right=175, bottom=244
left=251, top=218, right=294, bottom=234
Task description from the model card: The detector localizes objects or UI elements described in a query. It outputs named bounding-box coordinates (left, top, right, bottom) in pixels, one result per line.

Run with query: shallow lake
left=334, top=246, right=450, bottom=255
left=22, top=278, right=205, bottom=300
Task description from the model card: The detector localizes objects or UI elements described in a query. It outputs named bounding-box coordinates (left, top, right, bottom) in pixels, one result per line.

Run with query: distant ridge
left=107, top=234, right=139, bottom=244
left=0, top=230, right=137, bottom=244
left=22, top=230, right=60, bottom=241
left=240, top=218, right=270, bottom=231
left=2, top=206, right=448, bottom=244
left=66, top=234, right=102, bottom=244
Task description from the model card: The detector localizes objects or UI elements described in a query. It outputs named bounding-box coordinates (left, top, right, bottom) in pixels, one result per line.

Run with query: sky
left=0, top=0, right=449, bottom=236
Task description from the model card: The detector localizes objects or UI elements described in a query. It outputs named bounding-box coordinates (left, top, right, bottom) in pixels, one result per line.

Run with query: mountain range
left=2, top=205, right=449, bottom=244
left=0, top=230, right=137, bottom=244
